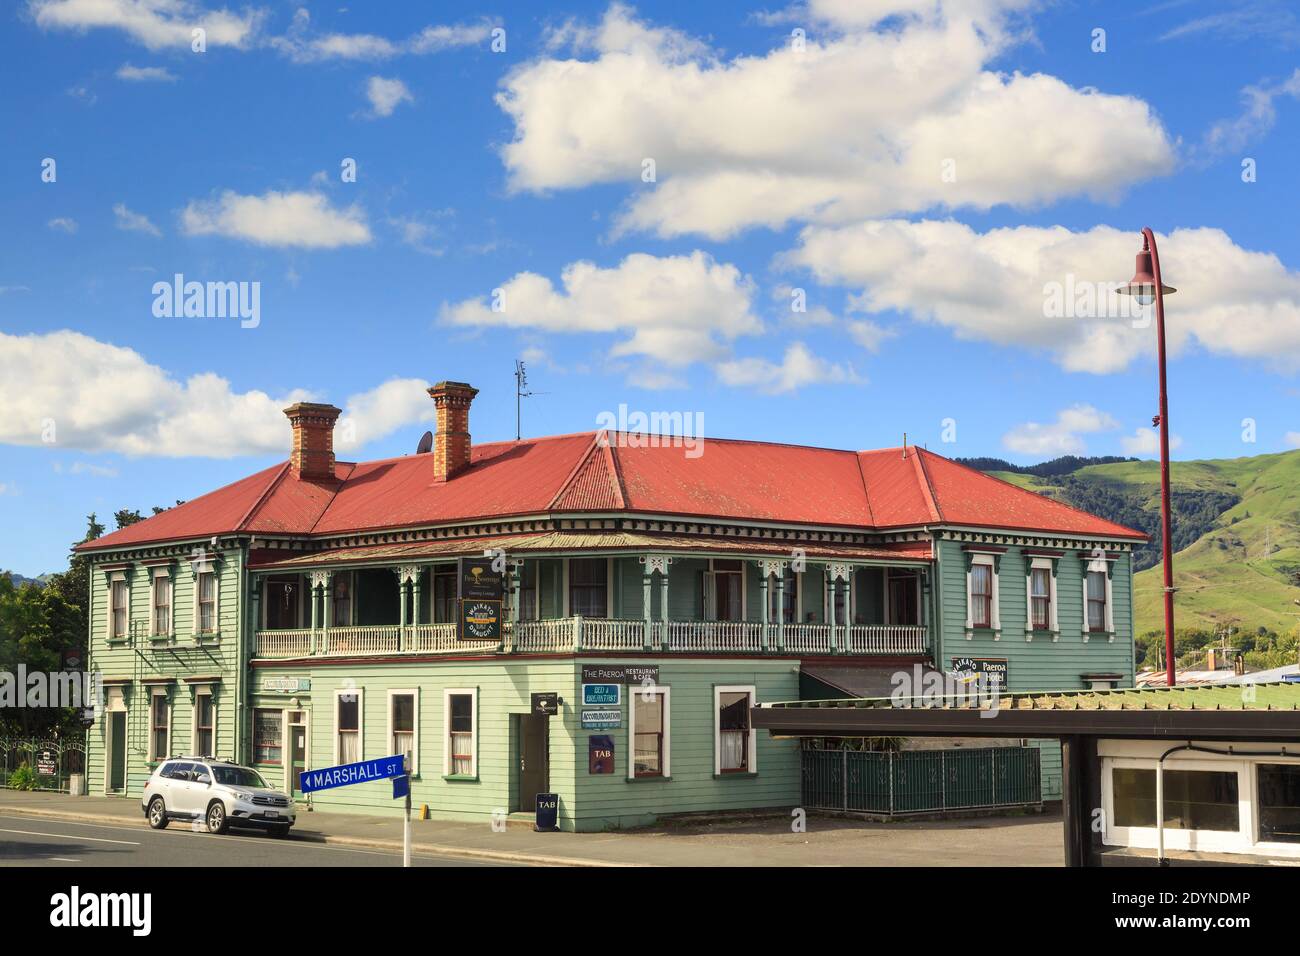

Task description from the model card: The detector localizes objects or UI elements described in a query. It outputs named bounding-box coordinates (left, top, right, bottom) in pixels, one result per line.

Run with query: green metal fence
left=802, top=746, right=1041, bottom=816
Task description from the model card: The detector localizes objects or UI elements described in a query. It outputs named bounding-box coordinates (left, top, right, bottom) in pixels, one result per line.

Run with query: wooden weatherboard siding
left=933, top=537, right=1135, bottom=798
left=85, top=548, right=244, bottom=796
left=250, top=657, right=799, bottom=831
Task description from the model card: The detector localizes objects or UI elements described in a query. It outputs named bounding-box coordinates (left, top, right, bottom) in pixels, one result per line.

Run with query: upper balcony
left=252, top=618, right=928, bottom=660
left=249, top=550, right=932, bottom=661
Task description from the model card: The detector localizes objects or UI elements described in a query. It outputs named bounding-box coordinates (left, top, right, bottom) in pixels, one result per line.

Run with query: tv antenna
left=514, top=360, right=547, bottom=440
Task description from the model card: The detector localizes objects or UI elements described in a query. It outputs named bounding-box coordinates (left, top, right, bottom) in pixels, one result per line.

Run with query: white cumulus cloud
left=1120, top=428, right=1183, bottom=457
left=440, top=251, right=761, bottom=367
left=783, top=219, right=1300, bottom=374
left=0, top=330, right=435, bottom=458
left=113, top=202, right=162, bottom=236
left=29, top=0, right=263, bottom=51
left=180, top=190, right=371, bottom=248
left=495, top=3, right=1174, bottom=239
left=715, top=342, right=859, bottom=393
left=272, top=7, right=494, bottom=62
left=116, top=62, right=177, bottom=82
left=365, top=76, right=413, bottom=117
left=1002, top=405, right=1118, bottom=457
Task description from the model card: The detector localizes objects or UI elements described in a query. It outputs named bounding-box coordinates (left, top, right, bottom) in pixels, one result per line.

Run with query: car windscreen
left=212, top=766, right=269, bottom=789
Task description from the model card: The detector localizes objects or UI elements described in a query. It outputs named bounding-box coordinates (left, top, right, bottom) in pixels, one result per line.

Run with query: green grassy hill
left=984, top=452, right=1300, bottom=635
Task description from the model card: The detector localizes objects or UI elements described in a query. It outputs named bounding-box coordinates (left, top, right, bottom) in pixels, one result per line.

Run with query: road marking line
left=50, top=857, right=80, bottom=863
left=0, top=827, right=140, bottom=846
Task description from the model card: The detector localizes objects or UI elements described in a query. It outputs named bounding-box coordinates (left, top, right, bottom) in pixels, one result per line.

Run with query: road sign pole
left=403, top=772, right=412, bottom=868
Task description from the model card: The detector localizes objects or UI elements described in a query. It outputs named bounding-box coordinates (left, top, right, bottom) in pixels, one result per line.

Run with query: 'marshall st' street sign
left=299, top=755, right=406, bottom=794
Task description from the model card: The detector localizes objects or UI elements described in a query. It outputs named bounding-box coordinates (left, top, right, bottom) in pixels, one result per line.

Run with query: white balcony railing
left=845, top=624, right=928, bottom=655
left=254, top=628, right=313, bottom=658
left=253, top=619, right=929, bottom=659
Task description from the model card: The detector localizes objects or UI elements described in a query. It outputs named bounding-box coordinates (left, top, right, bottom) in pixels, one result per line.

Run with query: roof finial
left=902, top=432, right=908, bottom=460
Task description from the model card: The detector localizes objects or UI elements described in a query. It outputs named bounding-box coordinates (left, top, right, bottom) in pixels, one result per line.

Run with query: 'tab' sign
left=299, top=755, right=406, bottom=794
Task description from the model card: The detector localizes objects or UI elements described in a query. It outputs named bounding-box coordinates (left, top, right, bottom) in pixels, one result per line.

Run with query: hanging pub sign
left=458, top=556, right=504, bottom=601
left=459, top=599, right=503, bottom=641
left=589, top=735, right=615, bottom=774
left=531, top=692, right=560, bottom=716
left=581, top=664, right=660, bottom=685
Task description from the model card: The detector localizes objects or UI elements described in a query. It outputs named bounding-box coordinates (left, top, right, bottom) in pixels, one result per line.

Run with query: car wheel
left=269, top=824, right=291, bottom=838
left=205, top=801, right=229, bottom=834
left=147, top=796, right=169, bottom=830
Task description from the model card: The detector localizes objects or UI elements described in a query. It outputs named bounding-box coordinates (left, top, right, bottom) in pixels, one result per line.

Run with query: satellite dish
left=416, top=430, right=434, bottom=454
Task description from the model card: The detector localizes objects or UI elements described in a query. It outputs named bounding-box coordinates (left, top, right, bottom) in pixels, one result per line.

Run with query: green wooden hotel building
left=80, top=381, right=1144, bottom=831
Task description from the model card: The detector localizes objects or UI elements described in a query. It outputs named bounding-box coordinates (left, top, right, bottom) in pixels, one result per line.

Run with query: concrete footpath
left=0, top=790, right=1062, bottom=866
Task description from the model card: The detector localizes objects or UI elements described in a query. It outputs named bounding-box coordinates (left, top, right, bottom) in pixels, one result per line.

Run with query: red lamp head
left=1116, top=241, right=1176, bottom=306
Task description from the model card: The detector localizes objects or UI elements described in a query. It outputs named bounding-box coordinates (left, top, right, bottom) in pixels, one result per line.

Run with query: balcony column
left=757, top=560, right=785, bottom=654
left=308, top=570, right=330, bottom=655
left=396, top=566, right=419, bottom=652
left=827, top=563, right=851, bottom=655
left=640, top=555, right=672, bottom=651
left=249, top=575, right=263, bottom=656
left=504, top=560, right=522, bottom=654
left=641, top=569, right=654, bottom=651
left=775, top=573, right=786, bottom=652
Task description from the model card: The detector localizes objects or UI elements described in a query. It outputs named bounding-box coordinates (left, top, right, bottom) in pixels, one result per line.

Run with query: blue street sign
left=299, top=755, right=406, bottom=794
left=392, top=774, right=410, bottom=800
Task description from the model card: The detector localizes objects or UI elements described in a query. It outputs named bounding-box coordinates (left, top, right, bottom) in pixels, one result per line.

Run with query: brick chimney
left=284, top=402, right=342, bottom=481
left=427, top=381, right=478, bottom=481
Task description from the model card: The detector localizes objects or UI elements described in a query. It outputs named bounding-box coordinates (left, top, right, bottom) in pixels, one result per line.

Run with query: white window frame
left=1097, top=739, right=1300, bottom=859
left=333, top=686, right=364, bottom=766
left=1025, top=558, right=1059, bottom=640
left=443, top=687, right=478, bottom=778
left=387, top=688, right=420, bottom=775
left=1082, top=556, right=1115, bottom=641
left=148, top=687, right=171, bottom=762
left=627, top=685, right=671, bottom=780
left=965, top=553, right=1000, bottom=637
left=191, top=688, right=216, bottom=756
left=150, top=567, right=173, bottom=638
left=107, top=571, right=130, bottom=640
left=713, top=684, right=757, bottom=775
left=193, top=568, right=219, bottom=636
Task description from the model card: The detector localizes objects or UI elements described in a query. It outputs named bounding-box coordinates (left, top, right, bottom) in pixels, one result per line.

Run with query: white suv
left=142, top=757, right=295, bottom=837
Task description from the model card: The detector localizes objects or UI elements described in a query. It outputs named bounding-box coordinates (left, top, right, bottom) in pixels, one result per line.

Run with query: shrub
left=7, top=762, right=38, bottom=791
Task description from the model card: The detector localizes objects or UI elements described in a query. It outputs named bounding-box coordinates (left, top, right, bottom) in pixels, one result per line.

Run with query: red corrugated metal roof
left=79, top=431, right=1145, bottom=552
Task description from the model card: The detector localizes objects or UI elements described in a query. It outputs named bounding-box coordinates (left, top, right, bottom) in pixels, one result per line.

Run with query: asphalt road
left=0, top=813, right=516, bottom=867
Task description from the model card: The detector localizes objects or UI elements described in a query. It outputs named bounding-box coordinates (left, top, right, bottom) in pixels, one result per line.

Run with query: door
left=288, top=714, right=308, bottom=796
left=515, top=714, right=549, bottom=812
left=888, top=573, right=919, bottom=626
left=108, top=711, right=127, bottom=792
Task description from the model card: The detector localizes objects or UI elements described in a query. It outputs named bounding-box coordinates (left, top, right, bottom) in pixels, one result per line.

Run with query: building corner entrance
left=514, top=713, right=549, bottom=812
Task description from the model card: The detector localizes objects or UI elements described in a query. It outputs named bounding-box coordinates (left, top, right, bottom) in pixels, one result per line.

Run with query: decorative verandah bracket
left=308, top=569, right=331, bottom=655
left=638, top=555, right=673, bottom=650
left=394, top=565, right=422, bottom=651
left=826, top=563, right=853, bottom=655
left=756, top=559, right=788, bottom=653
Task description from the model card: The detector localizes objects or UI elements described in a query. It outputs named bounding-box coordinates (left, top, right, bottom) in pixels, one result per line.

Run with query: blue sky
left=2, top=0, right=1300, bottom=575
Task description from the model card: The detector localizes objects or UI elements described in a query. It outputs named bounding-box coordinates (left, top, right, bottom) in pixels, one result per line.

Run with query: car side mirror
left=197, top=773, right=211, bottom=786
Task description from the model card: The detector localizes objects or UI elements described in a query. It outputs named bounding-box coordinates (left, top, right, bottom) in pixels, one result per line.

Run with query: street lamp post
left=1117, top=228, right=1177, bottom=686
